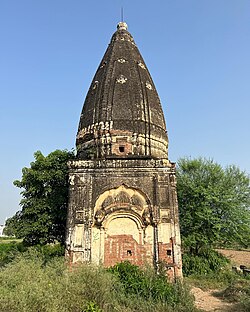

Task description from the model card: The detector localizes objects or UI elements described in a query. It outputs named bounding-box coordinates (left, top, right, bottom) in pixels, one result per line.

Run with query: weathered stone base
left=65, top=158, right=182, bottom=279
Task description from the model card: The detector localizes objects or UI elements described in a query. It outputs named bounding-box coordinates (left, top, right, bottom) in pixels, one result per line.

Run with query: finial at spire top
left=121, top=7, right=124, bottom=22
left=117, top=22, right=128, bottom=31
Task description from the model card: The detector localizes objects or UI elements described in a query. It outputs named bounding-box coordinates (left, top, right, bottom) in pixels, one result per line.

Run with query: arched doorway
left=92, top=185, right=154, bottom=266
left=104, top=213, right=144, bottom=266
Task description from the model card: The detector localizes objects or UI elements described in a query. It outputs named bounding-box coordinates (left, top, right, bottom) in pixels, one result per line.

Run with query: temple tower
left=66, top=22, right=182, bottom=279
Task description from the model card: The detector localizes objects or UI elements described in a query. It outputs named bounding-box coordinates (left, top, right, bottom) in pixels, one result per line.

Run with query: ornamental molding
left=116, top=75, right=127, bottom=84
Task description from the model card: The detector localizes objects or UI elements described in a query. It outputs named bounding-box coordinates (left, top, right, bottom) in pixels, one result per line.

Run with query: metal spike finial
left=121, top=7, right=124, bottom=22
left=117, top=6, right=127, bottom=30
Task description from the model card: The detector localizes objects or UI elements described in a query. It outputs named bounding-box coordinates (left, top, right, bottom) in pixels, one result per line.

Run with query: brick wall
left=104, top=234, right=149, bottom=267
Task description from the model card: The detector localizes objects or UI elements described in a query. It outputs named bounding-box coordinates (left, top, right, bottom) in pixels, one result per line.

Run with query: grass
left=185, top=269, right=242, bottom=290
left=0, top=248, right=197, bottom=312
left=0, top=237, right=22, bottom=244
left=2, top=241, right=250, bottom=312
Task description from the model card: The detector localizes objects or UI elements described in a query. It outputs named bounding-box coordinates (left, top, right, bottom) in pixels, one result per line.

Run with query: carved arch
left=93, top=184, right=152, bottom=227
left=103, top=211, right=144, bottom=232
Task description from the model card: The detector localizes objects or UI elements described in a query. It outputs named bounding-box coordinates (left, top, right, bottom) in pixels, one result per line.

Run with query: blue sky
left=0, top=0, right=250, bottom=223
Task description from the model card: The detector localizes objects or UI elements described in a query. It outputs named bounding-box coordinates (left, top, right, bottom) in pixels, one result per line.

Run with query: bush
left=33, top=243, right=65, bottom=263
left=108, top=261, right=177, bottom=303
left=108, top=261, right=196, bottom=311
left=0, top=241, right=64, bottom=268
left=0, top=241, right=27, bottom=267
left=182, top=248, right=229, bottom=276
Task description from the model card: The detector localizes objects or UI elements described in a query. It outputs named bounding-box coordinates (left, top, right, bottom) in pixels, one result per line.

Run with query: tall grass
left=0, top=250, right=197, bottom=312
left=0, top=250, right=116, bottom=312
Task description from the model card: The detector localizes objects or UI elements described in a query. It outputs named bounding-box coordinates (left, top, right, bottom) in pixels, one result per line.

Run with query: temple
left=65, top=22, right=182, bottom=279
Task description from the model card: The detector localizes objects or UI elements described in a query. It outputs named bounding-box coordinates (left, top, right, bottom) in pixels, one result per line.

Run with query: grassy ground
left=1, top=241, right=250, bottom=312
left=0, top=246, right=197, bottom=312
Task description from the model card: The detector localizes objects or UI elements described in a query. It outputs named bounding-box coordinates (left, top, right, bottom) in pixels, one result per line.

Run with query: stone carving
left=118, top=58, right=126, bottom=63
left=92, top=81, right=99, bottom=90
left=95, top=209, right=106, bottom=225
left=161, top=216, right=170, bottom=223
left=102, top=196, right=114, bottom=209
left=69, top=175, right=75, bottom=186
left=116, top=75, right=127, bottom=84
left=146, top=81, right=153, bottom=90
left=114, top=191, right=130, bottom=204
left=138, top=61, right=145, bottom=69
left=142, top=210, right=152, bottom=226
left=131, top=195, right=143, bottom=207
left=75, top=211, right=84, bottom=222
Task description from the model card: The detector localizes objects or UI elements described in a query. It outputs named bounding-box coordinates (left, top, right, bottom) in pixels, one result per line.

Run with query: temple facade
left=65, top=22, right=182, bottom=279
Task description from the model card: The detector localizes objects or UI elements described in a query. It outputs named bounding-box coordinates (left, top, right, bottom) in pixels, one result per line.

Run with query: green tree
left=177, top=157, right=250, bottom=255
left=5, top=150, right=74, bottom=246
left=3, top=213, right=21, bottom=237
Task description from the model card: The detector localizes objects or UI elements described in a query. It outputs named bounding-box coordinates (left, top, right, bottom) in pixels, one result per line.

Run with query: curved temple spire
left=76, top=23, right=169, bottom=160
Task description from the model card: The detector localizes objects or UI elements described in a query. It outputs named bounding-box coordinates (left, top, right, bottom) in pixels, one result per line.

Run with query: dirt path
left=190, top=249, right=250, bottom=311
left=191, top=287, right=234, bottom=312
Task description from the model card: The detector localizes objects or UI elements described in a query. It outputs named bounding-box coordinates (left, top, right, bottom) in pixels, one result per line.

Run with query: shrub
left=33, top=243, right=65, bottom=263
left=182, top=248, right=229, bottom=276
left=0, top=241, right=27, bottom=267
left=0, top=241, right=65, bottom=268
left=108, top=261, right=177, bottom=304
left=108, top=261, right=196, bottom=311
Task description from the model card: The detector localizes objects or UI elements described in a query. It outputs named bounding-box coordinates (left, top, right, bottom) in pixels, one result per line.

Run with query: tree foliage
left=177, top=157, right=250, bottom=255
left=5, top=150, right=74, bottom=245
left=6, top=152, right=250, bottom=255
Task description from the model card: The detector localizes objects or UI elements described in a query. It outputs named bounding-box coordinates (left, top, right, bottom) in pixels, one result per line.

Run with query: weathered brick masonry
left=66, top=22, right=182, bottom=279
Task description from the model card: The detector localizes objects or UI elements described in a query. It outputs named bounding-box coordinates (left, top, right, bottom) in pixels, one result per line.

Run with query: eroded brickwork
left=104, top=234, right=148, bottom=267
